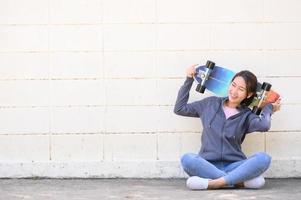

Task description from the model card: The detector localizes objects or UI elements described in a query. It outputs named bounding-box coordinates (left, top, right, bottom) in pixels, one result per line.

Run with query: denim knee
left=180, top=153, right=196, bottom=171
left=255, top=152, right=272, bottom=172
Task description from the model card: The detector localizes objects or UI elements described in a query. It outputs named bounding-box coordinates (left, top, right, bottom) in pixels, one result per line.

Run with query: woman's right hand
left=272, top=98, right=281, bottom=113
left=186, top=64, right=197, bottom=78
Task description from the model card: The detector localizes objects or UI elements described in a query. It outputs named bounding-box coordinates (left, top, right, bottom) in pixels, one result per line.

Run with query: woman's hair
left=231, top=70, right=258, bottom=107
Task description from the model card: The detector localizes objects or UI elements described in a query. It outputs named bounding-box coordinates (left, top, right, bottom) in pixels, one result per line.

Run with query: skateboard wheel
left=261, top=82, right=271, bottom=91
left=206, top=60, right=215, bottom=69
left=252, top=106, right=262, bottom=115
left=196, top=84, right=206, bottom=93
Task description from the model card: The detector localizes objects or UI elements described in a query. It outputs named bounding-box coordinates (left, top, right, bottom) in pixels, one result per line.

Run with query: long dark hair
left=231, top=70, right=257, bottom=107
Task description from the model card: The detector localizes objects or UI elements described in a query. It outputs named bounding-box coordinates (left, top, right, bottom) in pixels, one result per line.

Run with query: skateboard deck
left=194, top=61, right=280, bottom=115
left=194, top=65, right=235, bottom=97
left=250, top=82, right=280, bottom=114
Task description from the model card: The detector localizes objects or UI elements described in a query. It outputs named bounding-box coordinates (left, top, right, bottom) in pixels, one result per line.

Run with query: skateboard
left=194, top=60, right=280, bottom=115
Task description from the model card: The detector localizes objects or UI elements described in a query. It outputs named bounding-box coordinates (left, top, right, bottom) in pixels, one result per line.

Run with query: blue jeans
left=181, top=152, right=271, bottom=185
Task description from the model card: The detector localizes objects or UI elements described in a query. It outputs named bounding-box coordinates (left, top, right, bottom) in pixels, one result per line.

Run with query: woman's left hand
left=272, top=98, right=281, bottom=113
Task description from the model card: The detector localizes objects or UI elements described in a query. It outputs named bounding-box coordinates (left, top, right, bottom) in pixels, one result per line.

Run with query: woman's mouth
left=229, top=94, right=238, bottom=99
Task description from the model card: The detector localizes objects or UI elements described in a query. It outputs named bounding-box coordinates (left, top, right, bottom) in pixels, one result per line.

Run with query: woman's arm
left=246, top=99, right=281, bottom=133
left=246, top=104, right=273, bottom=133
left=174, top=77, right=200, bottom=117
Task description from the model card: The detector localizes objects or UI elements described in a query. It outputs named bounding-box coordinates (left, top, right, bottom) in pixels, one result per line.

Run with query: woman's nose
left=230, top=87, right=237, bottom=93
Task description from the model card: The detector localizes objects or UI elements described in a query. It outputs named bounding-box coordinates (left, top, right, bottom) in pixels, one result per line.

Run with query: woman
left=174, top=65, right=281, bottom=190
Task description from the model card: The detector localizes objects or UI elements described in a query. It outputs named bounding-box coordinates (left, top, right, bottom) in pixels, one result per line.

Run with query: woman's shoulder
left=204, top=96, right=225, bottom=104
left=196, top=96, right=223, bottom=107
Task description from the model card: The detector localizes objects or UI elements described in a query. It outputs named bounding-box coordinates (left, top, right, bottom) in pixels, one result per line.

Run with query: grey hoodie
left=174, top=77, right=273, bottom=162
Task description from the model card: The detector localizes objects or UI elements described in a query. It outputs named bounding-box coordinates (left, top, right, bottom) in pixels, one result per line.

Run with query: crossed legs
left=181, top=152, right=271, bottom=189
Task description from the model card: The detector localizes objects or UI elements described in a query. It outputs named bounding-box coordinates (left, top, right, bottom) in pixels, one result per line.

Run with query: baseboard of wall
left=0, top=158, right=300, bottom=178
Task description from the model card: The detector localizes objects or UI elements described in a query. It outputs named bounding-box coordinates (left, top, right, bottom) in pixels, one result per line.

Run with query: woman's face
left=228, top=76, right=251, bottom=105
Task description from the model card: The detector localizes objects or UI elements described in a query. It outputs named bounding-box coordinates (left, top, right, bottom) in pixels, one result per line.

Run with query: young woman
left=174, top=65, right=281, bottom=190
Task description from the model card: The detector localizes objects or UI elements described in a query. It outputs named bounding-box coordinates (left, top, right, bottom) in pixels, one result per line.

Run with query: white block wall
left=0, top=0, right=300, bottom=178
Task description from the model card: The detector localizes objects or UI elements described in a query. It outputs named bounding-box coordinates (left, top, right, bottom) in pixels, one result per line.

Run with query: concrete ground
left=0, top=178, right=299, bottom=200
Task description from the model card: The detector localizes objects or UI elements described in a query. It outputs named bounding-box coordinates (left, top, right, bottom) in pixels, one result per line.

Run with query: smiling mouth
left=229, top=94, right=238, bottom=99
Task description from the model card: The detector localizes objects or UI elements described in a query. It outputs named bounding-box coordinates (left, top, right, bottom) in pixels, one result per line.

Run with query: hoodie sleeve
left=246, top=104, right=273, bottom=133
left=173, top=77, right=207, bottom=117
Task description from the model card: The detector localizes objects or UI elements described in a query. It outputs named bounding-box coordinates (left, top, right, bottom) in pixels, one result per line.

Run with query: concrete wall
left=0, top=0, right=300, bottom=178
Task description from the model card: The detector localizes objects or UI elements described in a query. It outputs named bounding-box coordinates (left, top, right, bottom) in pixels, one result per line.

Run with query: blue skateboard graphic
left=194, top=61, right=235, bottom=97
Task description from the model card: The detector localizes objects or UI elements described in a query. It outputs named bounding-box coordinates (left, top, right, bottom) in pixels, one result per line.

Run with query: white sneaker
left=186, top=176, right=210, bottom=190
left=244, top=176, right=265, bottom=189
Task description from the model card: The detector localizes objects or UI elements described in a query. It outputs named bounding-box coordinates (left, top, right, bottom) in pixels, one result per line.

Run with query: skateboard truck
left=196, top=60, right=215, bottom=93
left=252, top=82, right=272, bottom=115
